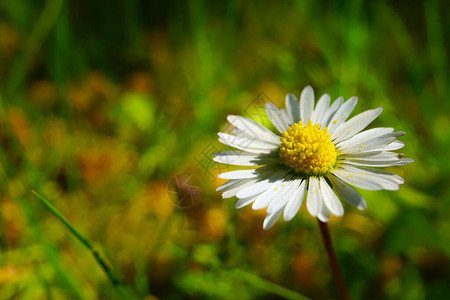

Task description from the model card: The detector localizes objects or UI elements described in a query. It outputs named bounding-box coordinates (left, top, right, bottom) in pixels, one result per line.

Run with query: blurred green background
left=0, top=0, right=448, bottom=299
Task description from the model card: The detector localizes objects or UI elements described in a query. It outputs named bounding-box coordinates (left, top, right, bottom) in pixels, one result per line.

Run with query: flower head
left=214, top=86, right=413, bottom=230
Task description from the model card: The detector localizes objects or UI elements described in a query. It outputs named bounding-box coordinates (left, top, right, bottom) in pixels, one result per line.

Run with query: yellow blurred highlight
left=0, top=266, right=19, bottom=283
left=201, top=206, right=228, bottom=241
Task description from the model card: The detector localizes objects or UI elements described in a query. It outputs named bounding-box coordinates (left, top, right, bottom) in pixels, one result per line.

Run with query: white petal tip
left=401, top=158, right=414, bottom=164
left=373, top=107, right=383, bottom=118
left=286, top=93, right=297, bottom=99
left=283, top=215, right=294, bottom=222
left=318, top=216, right=329, bottom=222
left=262, top=222, right=275, bottom=230
left=251, top=203, right=261, bottom=210
left=335, top=211, right=344, bottom=217
left=348, top=96, right=358, bottom=106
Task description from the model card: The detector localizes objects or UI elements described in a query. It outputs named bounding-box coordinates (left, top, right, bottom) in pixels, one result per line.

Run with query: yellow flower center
left=279, top=121, right=337, bottom=176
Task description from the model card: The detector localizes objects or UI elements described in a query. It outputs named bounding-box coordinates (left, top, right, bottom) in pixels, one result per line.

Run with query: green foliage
left=0, top=0, right=448, bottom=299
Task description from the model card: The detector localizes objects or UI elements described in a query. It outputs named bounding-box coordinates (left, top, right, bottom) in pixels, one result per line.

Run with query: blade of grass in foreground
left=32, top=190, right=138, bottom=300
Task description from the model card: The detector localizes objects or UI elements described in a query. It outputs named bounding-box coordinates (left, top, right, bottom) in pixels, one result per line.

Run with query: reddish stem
left=318, top=219, right=352, bottom=300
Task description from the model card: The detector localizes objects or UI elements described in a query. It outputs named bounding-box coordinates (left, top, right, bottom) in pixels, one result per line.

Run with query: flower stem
left=317, top=219, right=352, bottom=300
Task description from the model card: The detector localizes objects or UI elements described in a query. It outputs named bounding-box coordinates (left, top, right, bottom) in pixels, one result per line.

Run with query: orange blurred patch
left=76, top=141, right=137, bottom=183
left=126, top=72, right=154, bottom=93
left=201, top=206, right=228, bottom=241
left=77, top=148, right=113, bottom=182
left=68, top=71, right=117, bottom=112
left=236, top=207, right=267, bottom=239
left=1, top=197, right=25, bottom=247
left=148, top=30, right=171, bottom=67
left=380, top=255, right=403, bottom=283
left=0, top=265, right=20, bottom=283
left=0, top=22, right=19, bottom=55
left=28, top=80, right=57, bottom=108
left=7, top=106, right=31, bottom=147
left=146, top=181, right=175, bottom=219
left=292, top=251, right=317, bottom=289
left=42, top=118, right=66, bottom=147
left=87, top=71, right=116, bottom=101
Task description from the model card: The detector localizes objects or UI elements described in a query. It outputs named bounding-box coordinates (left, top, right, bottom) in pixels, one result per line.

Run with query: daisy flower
left=214, top=86, right=413, bottom=230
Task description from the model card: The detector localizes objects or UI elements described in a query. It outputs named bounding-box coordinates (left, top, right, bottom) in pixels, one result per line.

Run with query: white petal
left=338, top=132, right=405, bottom=155
left=281, top=109, right=294, bottom=127
left=267, top=179, right=298, bottom=214
left=332, top=108, right=383, bottom=143
left=283, top=179, right=307, bottom=221
left=227, top=115, right=281, bottom=144
left=319, top=177, right=344, bottom=217
left=300, top=86, right=314, bottom=123
left=217, top=178, right=250, bottom=192
left=236, top=171, right=287, bottom=198
left=218, top=132, right=279, bottom=153
left=235, top=195, right=258, bottom=209
left=357, top=166, right=405, bottom=184
left=327, top=96, right=358, bottom=133
left=285, top=94, right=300, bottom=124
left=383, top=141, right=405, bottom=151
left=213, top=151, right=277, bottom=166
left=332, top=164, right=402, bottom=191
left=265, top=103, right=290, bottom=133
left=306, top=177, right=322, bottom=217
left=317, top=204, right=330, bottom=222
left=313, top=93, right=331, bottom=126
left=343, top=151, right=402, bottom=160
left=343, top=151, right=413, bottom=166
left=263, top=209, right=283, bottom=230
left=336, top=127, right=394, bottom=150
left=218, top=169, right=259, bottom=179
left=332, top=170, right=381, bottom=190
left=343, top=158, right=414, bottom=167
left=222, top=181, right=260, bottom=198
left=217, top=179, right=259, bottom=199
left=322, top=96, right=343, bottom=126
left=329, top=175, right=367, bottom=210
left=252, top=177, right=290, bottom=210
left=236, top=181, right=274, bottom=199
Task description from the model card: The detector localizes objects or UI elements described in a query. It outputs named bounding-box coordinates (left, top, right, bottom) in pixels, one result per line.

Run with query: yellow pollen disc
left=279, top=121, right=337, bottom=176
